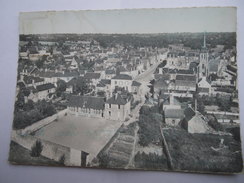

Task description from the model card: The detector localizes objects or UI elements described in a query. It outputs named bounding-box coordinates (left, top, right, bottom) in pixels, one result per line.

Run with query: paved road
left=125, top=57, right=163, bottom=125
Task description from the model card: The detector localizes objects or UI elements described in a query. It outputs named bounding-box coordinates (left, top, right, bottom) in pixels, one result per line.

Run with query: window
left=115, top=81, right=117, bottom=85
left=118, top=105, right=120, bottom=109
left=109, top=104, right=111, bottom=108
left=109, top=111, right=111, bottom=116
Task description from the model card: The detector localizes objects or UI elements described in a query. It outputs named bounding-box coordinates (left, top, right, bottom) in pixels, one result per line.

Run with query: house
left=105, top=69, right=116, bottom=80
left=197, top=76, right=211, bottom=95
left=111, top=74, right=133, bottom=93
left=37, top=70, right=80, bottom=83
left=104, top=93, right=131, bottom=121
left=21, top=75, right=45, bottom=87
left=181, top=107, right=212, bottom=134
left=27, top=83, right=55, bottom=102
left=96, top=79, right=111, bottom=97
left=165, top=108, right=184, bottom=126
left=70, top=57, right=79, bottom=70
left=131, top=81, right=142, bottom=95
left=68, top=95, right=105, bottom=118
left=172, top=74, right=196, bottom=92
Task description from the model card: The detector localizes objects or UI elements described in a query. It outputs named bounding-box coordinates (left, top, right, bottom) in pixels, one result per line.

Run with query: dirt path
left=125, top=124, right=139, bottom=169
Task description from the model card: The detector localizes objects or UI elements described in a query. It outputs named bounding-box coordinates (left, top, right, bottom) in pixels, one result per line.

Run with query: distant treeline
left=20, top=32, right=236, bottom=50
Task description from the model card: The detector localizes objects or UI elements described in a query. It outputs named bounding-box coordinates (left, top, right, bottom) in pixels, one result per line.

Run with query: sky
left=19, top=7, right=236, bottom=34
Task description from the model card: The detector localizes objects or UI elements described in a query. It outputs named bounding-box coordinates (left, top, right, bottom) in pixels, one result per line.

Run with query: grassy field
left=8, top=141, right=60, bottom=166
left=163, top=128, right=243, bottom=173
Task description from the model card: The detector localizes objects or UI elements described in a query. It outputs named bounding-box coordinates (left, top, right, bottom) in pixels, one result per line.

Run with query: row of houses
left=68, top=93, right=131, bottom=121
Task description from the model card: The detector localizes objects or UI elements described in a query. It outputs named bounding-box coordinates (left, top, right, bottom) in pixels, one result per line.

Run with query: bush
left=30, top=140, right=43, bottom=157
left=59, top=154, right=65, bottom=165
left=138, top=106, right=162, bottom=146
left=207, top=114, right=223, bottom=131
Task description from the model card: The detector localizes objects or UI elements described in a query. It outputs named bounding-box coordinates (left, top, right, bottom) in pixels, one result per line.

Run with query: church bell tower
left=198, top=32, right=209, bottom=79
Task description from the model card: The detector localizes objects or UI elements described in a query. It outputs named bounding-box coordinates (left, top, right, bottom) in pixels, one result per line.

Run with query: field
left=34, top=115, right=122, bottom=162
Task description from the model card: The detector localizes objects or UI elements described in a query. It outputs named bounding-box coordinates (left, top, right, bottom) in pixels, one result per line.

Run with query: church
left=197, top=32, right=209, bottom=80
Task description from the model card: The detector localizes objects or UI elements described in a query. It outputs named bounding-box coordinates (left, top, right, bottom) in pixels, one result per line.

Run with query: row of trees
left=20, top=32, right=236, bottom=50
left=196, top=94, right=233, bottom=114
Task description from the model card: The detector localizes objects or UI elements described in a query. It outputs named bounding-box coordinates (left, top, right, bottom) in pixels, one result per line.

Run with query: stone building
left=104, top=93, right=131, bottom=121
left=111, top=74, right=133, bottom=93
left=68, top=96, right=105, bottom=118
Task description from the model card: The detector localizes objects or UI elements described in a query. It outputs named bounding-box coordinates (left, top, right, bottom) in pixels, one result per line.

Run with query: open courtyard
left=34, top=115, right=122, bottom=162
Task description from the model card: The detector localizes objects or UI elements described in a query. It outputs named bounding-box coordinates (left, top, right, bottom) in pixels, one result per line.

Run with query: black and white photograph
left=8, top=7, right=243, bottom=174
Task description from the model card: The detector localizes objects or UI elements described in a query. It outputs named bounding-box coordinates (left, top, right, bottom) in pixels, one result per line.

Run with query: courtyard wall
left=19, top=109, right=68, bottom=135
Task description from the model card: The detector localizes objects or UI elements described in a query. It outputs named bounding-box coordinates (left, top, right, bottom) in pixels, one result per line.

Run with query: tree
left=56, top=80, right=67, bottom=97
left=36, top=55, right=49, bottom=68
left=23, top=100, right=34, bottom=111
left=75, top=77, right=90, bottom=95
left=15, top=92, right=25, bottom=111
left=197, top=98, right=205, bottom=114
left=30, top=140, right=43, bottom=157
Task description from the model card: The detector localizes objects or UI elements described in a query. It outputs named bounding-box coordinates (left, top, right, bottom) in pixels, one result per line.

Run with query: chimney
left=114, top=93, right=118, bottom=100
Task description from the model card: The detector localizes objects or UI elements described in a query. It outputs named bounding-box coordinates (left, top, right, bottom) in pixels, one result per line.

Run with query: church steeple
left=198, top=31, right=209, bottom=79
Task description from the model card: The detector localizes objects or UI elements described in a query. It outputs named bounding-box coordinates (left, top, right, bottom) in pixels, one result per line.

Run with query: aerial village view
left=9, top=32, right=243, bottom=173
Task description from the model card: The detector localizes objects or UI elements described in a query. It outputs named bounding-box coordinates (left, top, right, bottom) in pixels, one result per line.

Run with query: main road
left=125, top=53, right=167, bottom=125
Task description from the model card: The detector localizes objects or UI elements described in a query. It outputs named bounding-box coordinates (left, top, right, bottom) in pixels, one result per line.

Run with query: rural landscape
left=9, top=32, right=243, bottom=173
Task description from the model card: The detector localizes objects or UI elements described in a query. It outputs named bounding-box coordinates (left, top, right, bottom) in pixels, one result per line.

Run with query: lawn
left=163, top=128, right=243, bottom=173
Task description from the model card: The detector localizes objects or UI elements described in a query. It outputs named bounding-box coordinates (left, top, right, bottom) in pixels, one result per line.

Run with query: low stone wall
left=19, top=109, right=68, bottom=135
left=11, top=130, right=84, bottom=166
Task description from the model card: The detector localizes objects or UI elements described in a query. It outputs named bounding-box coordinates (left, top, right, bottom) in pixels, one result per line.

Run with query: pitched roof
left=84, top=72, right=101, bottom=79
left=68, top=95, right=105, bottom=110
left=154, top=78, right=169, bottom=89
left=132, top=81, right=141, bottom=86
left=112, top=74, right=132, bottom=80
left=23, top=75, right=44, bottom=84
left=100, top=79, right=111, bottom=85
left=176, top=74, right=196, bottom=81
left=154, top=74, right=170, bottom=81
left=184, top=107, right=196, bottom=121
left=35, top=83, right=55, bottom=92
left=165, top=109, right=184, bottom=119
left=106, top=94, right=129, bottom=105
left=117, top=66, right=128, bottom=73
left=209, top=59, right=220, bottom=73
left=97, top=82, right=106, bottom=87
left=105, top=69, right=116, bottom=75
left=37, top=71, right=79, bottom=78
